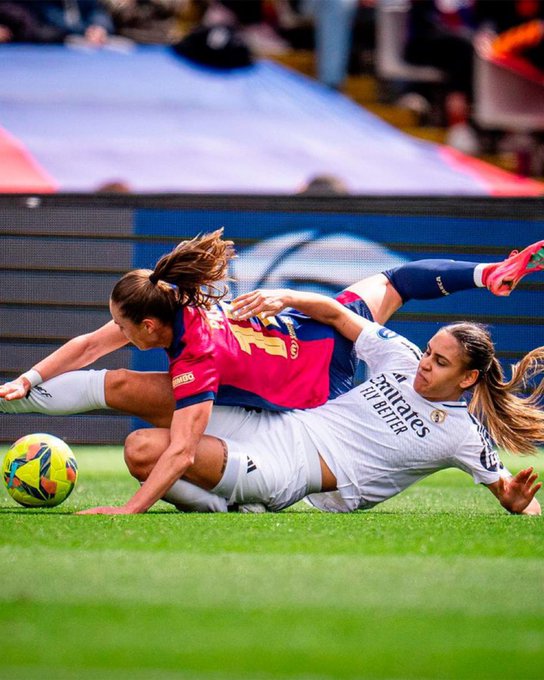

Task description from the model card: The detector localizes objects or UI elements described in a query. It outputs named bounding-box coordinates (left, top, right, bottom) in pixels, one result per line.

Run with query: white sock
left=473, top=263, right=488, bottom=288
left=163, top=479, right=228, bottom=513
left=0, top=370, right=109, bottom=415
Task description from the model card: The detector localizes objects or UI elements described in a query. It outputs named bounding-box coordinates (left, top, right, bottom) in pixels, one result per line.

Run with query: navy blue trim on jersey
left=175, top=391, right=216, bottom=410
left=339, top=295, right=374, bottom=321
left=275, top=309, right=335, bottom=341
left=167, top=307, right=186, bottom=360
left=467, top=411, right=503, bottom=472
left=217, top=385, right=291, bottom=412
left=327, top=331, right=357, bottom=399
left=328, top=293, right=374, bottom=399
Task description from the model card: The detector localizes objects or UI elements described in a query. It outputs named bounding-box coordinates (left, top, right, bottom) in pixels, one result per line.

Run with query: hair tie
left=479, top=360, right=493, bottom=378
left=149, top=272, right=159, bottom=285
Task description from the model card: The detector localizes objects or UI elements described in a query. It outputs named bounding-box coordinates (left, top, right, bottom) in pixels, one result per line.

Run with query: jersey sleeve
left=453, top=421, right=511, bottom=485
left=169, top=307, right=219, bottom=409
left=354, top=322, right=422, bottom=377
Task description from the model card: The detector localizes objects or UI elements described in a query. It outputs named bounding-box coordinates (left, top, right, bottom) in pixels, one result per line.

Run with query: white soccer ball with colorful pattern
left=2, top=433, right=78, bottom=507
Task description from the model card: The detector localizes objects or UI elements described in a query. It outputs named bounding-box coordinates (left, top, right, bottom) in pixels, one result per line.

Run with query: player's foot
left=484, top=240, right=544, bottom=296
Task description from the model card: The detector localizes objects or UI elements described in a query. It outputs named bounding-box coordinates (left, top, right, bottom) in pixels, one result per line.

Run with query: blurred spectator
left=172, top=21, right=253, bottom=69
left=95, top=179, right=132, bottom=192
left=0, top=2, right=62, bottom=42
left=26, top=0, right=115, bottom=46
left=297, top=173, right=350, bottom=195
left=206, top=0, right=290, bottom=55
left=400, top=0, right=484, bottom=152
left=404, top=0, right=476, bottom=119
left=105, top=0, right=188, bottom=44
left=302, top=0, right=360, bottom=88
left=349, top=0, right=377, bottom=74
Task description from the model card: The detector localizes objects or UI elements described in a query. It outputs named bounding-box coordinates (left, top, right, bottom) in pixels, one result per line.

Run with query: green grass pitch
left=1, top=444, right=543, bottom=679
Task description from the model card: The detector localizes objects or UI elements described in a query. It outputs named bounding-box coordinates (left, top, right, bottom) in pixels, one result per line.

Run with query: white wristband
left=20, top=369, right=43, bottom=388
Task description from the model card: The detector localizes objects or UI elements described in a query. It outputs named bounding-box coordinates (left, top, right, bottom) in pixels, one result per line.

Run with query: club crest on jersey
left=430, top=409, right=446, bottom=424
left=172, top=372, right=195, bottom=388
left=377, top=328, right=397, bottom=340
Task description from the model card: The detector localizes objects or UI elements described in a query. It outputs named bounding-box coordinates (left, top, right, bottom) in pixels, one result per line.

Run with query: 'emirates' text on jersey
left=166, top=298, right=358, bottom=411
left=294, top=323, right=509, bottom=512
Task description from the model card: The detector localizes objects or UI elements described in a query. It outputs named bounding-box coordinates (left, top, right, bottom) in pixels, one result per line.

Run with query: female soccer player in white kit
left=91, top=291, right=542, bottom=517
left=2, top=237, right=543, bottom=515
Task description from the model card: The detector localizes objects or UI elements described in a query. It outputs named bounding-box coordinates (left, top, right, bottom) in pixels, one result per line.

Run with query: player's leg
left=0, top=369, right=108, bottom=415
left=345, top=261, right=483, bottom=324
left=344, top=240, right=544, bottom=325
left=125, top=407, right=327, bottom=513
left=125, top=428, right=226, bottom=490
left=105, top=370, right=173, bottom=427
left=0, top=369, right=173, bottom=427
left=341, top=273, right=402, bottom=325
left=123, top=407, right=271, bottom=512
left=124, top=427, right=229, bottom=512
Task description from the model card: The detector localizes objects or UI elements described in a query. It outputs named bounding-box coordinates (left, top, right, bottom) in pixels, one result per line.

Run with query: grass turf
left=1, top=445, right=543, bottom=679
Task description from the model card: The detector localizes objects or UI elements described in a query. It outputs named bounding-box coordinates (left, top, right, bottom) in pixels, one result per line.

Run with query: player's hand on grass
left=231, top=289, right=293, bottom=320
left=77, top=505, right=137, bottom=515
left=0, top=377, right=30, bottom=401
left=498, top=467, right=542, bottom=515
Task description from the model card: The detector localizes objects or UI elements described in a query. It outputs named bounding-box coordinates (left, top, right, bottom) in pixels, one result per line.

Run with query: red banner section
left=440, top=146, right=544, bottom=196
left=0, top=126, right=57, bottom=193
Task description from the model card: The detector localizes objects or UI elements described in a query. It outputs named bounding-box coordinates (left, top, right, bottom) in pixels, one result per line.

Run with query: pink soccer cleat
left=484, top=240, right=544, bottom=296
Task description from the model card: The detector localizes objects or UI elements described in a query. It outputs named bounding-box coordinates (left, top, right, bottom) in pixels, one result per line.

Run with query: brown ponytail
left=111, top=228, right=234, bottom=325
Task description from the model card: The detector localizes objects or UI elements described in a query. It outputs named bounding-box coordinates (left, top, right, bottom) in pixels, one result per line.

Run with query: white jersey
left=293, top=323, right=509, bottom=513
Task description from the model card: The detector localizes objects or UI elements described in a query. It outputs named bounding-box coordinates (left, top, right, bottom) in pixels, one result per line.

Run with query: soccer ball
left=2, top=433, right=78, bottom=508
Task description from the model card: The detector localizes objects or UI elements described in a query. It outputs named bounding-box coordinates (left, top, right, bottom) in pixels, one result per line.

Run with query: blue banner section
left=132, top=206, right=544, bottom=377
left=135, top=208, right=544, bottom=248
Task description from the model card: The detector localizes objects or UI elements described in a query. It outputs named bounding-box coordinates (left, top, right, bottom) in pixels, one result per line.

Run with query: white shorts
left=206, top=406, right=322, bottom=511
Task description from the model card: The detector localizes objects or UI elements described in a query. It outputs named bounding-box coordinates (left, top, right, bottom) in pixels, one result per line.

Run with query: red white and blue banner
left=1, top=45, right=542, bottom=196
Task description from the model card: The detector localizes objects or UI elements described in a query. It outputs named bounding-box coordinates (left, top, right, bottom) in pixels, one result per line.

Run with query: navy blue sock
left=384, top=259, right=478, bottom=302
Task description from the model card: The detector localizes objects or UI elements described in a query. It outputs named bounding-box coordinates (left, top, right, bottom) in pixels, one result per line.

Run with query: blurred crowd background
left=1, top=0, right=543, bottom=182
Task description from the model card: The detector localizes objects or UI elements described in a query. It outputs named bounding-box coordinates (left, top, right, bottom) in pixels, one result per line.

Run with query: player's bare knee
left=124, top=429, right=151, bottom=479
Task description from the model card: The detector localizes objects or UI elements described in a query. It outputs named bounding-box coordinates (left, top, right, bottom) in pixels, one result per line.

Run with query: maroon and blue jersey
left=166, top=290, right=372, bottom=411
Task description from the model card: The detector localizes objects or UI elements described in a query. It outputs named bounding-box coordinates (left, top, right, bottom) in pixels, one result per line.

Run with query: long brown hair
left=444, top=322, right=544, bottom=455
left=111, top=228, right=234, bottom=325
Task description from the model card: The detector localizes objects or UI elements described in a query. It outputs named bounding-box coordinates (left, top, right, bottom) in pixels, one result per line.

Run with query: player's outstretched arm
left=0, top=321, right=128, bottom=401
left=231, top=289, right=371, bottom=343
left=486, top=468, right=542, bottom=515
